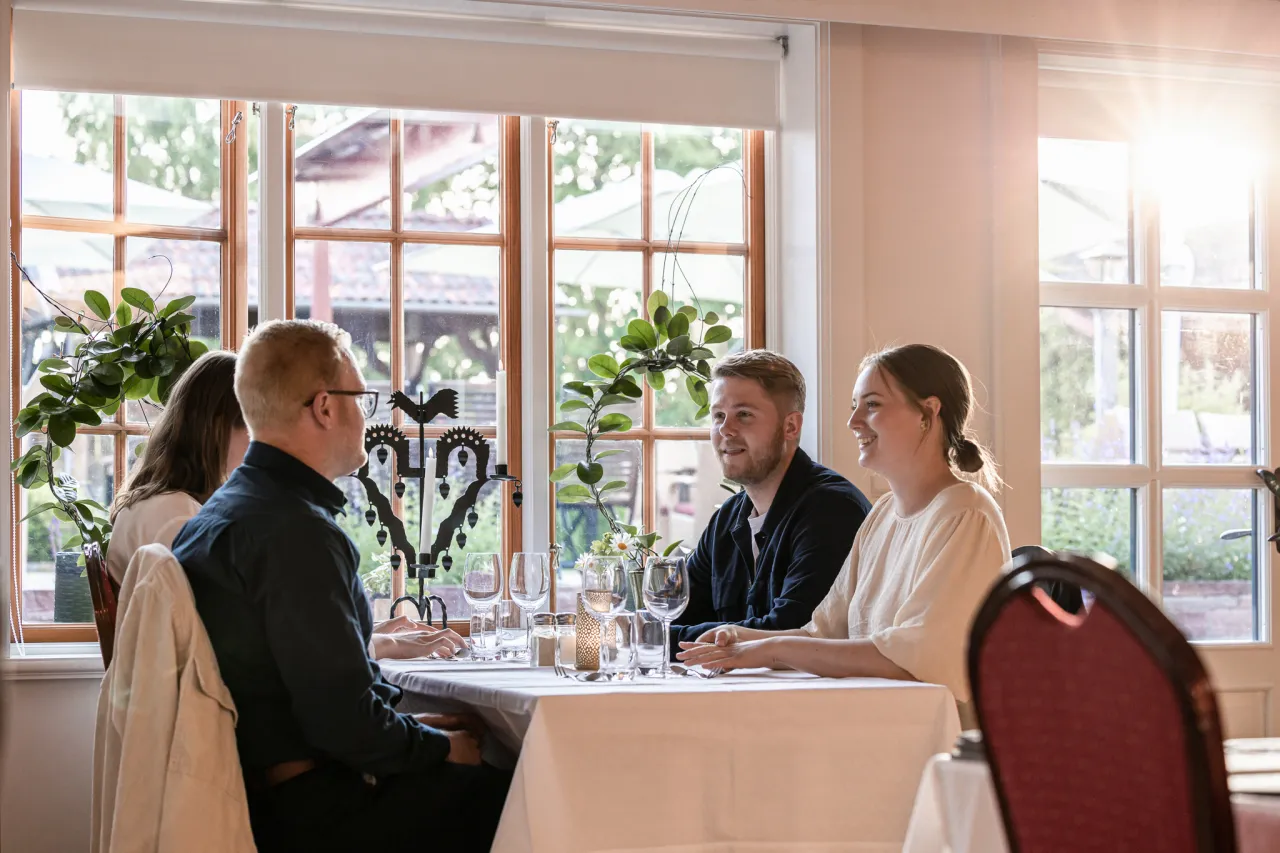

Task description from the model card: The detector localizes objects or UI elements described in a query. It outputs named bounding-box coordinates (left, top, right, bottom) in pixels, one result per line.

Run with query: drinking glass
left=496, top=601, right=529, bottom=660
left=468, top=610, right=499, bottom=661
left=642, top=556, right=690, bottom=678
left=579, top=555, right=628, bottom=674
left=510, top=552, right=551, bottom=651
left=599, top=613, right=635, bottom=678
left=463, top=553, right=501, bottom=660
left=632, top=609, right=667, bottom=676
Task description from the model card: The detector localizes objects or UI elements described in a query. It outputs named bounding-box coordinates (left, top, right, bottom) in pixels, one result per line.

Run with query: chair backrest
left=84, top=543, right=119, bottom=668
left=969, top=552, right=1235, bottom=853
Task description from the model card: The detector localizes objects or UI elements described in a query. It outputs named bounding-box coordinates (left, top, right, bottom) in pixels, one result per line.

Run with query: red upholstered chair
left=84, top=542, right=119, bottom=669
left=968, top=551, right=1235, bottom=853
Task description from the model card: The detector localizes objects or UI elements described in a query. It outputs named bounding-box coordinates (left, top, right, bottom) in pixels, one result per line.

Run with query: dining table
left=380, top=658, right=965, bottom=853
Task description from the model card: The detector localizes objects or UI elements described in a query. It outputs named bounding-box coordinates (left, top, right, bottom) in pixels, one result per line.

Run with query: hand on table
left=370, top=627, right=466, bottom=660
left=414, top=712, right=487, bottom=740
left=374, top=614, right=444, bottom=635
left=693, top=625, right=740, bottom=646
left=676, top=636, right=775, bottom=672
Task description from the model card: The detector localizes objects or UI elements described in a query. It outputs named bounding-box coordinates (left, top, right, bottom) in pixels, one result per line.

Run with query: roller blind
left=13, top=6, right=781, bottom=128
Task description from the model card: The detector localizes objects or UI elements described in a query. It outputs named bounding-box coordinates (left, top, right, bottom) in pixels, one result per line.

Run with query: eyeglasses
left=304, top=389, right=379, bottom=418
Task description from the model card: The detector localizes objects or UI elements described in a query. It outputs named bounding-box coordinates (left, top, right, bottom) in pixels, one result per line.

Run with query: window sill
left=4, top=643, right=105, bottom=680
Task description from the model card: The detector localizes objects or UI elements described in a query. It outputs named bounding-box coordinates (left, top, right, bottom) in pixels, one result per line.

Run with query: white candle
left=495, top=363, right=508, bottom=468
left=419, top=450, right=435, bottom=564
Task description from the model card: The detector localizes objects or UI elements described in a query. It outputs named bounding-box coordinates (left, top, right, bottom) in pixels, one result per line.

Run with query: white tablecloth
left=902, top=752, right=1280, bottom=853
left=380, top=660, right=962, bottom=853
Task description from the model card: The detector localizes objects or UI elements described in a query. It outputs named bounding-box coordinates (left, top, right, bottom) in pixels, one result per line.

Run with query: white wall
left=823, top=24, right=1042, bottom=547
left=2, top=676, right=99, bottom=853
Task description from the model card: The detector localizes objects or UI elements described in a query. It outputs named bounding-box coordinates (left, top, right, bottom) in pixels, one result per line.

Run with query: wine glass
left=510, top=552, right=551, bottom=657
left=642, top=556, right=689, bottom=678
left=463, top=553, right=501, bottom=660
left=579, top=556, right=629, bottom=676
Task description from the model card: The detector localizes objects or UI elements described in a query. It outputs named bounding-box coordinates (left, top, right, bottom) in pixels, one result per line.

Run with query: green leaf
left=619, top=335, right=648, bottom=352
left=666, top=312, right=690, bottom=340
left=76, top=391, right=108, bottom=408
left=653, top=305, right=672, bottom=332
left=37, top=358, right=72, bottom=372
left=564, top=381, right=595, bottom=398
left=667, top=334, right=693, bottom=357
left=637, top=532, right=659, bottom=549
left=53, top=315, right=88, bottom=334
left=160, top=294, right=197, bottom=317
left=122, top=374, right=154, bottom=401
left=556, top=484, right=593, bottom=504
left=597, top=412, right=633, bottom=433
left=62, top=535, right=83, bottom=550
left=697, top=359, right=712, bottom=379
left=620, top=524, right=639, bottom=536
left=134, top=357, right=157, bottom=379
left=705, top=325, right=733, bottom=345
left=646, top=371, right=666, bottom=391
left=84, top=290, right=111, bottom=320
left=39, top=374, right=74, bottom=396
left=47, top=413, right=76, bottom=447
left=68, top=406, right=102, bottom=426
left=695, top=405, right=711, bottom=420
left=550, top=421, right=587, bottom=434
left=615, top=377, right=643, bottom=398
left=38, top=397, right=68, bottom=414
left=188, top=340, right=210, bottom=358
left=596, top=393, right=631, bottom=409
left=133, top=440, right=147, bottom=458
left=677, top=305, right=698, bottom=321
left=686, top=375, right=708, bottom=404
left=560, top=399, right=591, bottom=412
left=587, top=354, right=620, bottom=379
left=704, top=312, right=720, bottom=325
left=17, top=459, right=41, bottom=489
left=647, top=290, right=669, bottom=316
left=576, top=462, right=604, bottom=485
left=121, top=287, right=157, bottom=315
left=155, top=370, right=178, bottom=404
left=599, top=480, right=627, bottom=493
left=549, top=463, right=577, bottom=483
left=691, top=347, right=714, bottom=360
left=91, top=362, right=125, bottom=385
left=52, top=508, right=72, bottom=523
left=104, top=399, right=123, bottom=418
left=627, top=319, right=658, bottom=349
left=594, top=449, right=629, bottom=460
left=165, top=312, right=196, bottom=329
left=20, top=502, right=57, bottom=522
left=115, top=301, right=132, bottom=326
left=663, top=539, right=685, bottom=557
left=16, top=419, right=42, bottom=438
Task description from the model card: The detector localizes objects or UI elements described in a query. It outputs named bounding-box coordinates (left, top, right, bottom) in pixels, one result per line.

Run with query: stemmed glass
left=579, top=556, right=629, bottom=676
left=463, top=553, right=502, bottom=659
left=642, top=556, right=690, bottom=678
left=509, top=552, right=551, bottom=658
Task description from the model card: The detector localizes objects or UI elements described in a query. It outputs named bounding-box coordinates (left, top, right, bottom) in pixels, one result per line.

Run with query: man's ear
left=783, top=410, right=803, bottom=443
left=308, top=391, right=336, bottom=431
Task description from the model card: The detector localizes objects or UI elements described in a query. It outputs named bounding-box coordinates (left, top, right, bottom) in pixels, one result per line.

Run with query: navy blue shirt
left=172, top=442, right=450, bottom=780
left=671, top=448, right=872, bottom=646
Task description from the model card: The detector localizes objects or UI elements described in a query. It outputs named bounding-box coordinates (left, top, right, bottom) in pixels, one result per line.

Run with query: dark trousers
left=250, top=762, right=512, bottom=853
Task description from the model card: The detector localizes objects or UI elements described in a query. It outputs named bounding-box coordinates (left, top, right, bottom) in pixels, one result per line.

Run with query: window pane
left=1038, top=138, right=1131, bottom=284
left=651, top=125, right=744, bottom=244
left=295, top=240, right=393, bottom=422
left=403, top=112, right=500, bottom=233
left=125, top=238, right=223, bottom=423
left=124, top=96, right=222, bottom=228
left=17, top=230, right=114, bottom=409
left=653, top=253, right=744, bottom=428
left=22, top=90, right=114, bottom=220
left=1039, top=307, right=1132, bottom=463
left=1163, top=489, right=1256, bottom=642
left=293, top=106, right=391, bottom=230
left=554, top=439, right=642, bottom=611
left=655, top=441, right=724, bottom=556
left=553, top=250, right=643, bottom=426
left=19, top=433, right=116, bottom=624
left=1161, top=312, right=1253, bottom=465
left=1040, top=488, right=1134, bottom=581
left=1156, top=141, right=1254, bottom=290
left=552, top=120, right=642, bottom=239
left=401, top=244, right=501, bottom=425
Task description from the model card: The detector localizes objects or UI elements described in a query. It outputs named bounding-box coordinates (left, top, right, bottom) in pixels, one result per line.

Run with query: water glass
left=496, top=600, right=529, bottom=660
left=642, top=556, right=689, bottom=678
left=510, top=552, right=551, bottom=650
left=468, top=609, right=499, bottom=661
left=599, top=613, right=635, bottom=679
left=632, top=609, right=667, bottom=676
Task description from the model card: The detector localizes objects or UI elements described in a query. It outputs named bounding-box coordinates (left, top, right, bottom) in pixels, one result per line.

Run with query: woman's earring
left=920, top=420, right=928, bottom=432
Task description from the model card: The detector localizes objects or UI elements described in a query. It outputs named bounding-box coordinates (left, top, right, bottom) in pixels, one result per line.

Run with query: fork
left=671, top=663, right=721, bottom=679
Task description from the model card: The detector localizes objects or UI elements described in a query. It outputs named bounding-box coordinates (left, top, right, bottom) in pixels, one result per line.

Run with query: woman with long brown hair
left=108, top=351, right=249, bottom=583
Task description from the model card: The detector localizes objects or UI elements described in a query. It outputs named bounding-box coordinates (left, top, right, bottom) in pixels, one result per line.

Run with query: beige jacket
left=92, top=543, right=256, bottom=853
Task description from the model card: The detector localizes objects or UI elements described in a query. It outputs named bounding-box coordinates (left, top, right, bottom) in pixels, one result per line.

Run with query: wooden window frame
left=283, top=110, right=523, bottom=607
left=9, top=92, right=249, bottom=642
left=545, top=124, right=766, bottom=601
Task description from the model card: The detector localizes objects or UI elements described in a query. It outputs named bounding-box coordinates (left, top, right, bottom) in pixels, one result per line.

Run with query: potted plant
left=11, top=256, right=202, bottom=583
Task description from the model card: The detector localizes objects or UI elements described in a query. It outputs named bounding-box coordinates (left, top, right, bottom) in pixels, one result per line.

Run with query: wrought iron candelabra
left=353, top=388, right=522, bottom=627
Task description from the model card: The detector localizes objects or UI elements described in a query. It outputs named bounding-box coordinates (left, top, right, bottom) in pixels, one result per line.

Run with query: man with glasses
left=172, top=320, right=509, bottom=852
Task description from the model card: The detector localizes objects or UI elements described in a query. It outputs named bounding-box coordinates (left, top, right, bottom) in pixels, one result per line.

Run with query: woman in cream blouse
left=678, top=343, right=1010, bottom=716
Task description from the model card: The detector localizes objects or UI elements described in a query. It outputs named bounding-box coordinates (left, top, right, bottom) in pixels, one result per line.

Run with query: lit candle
left=419, top=450, right=435, bottom=564
left=495, top=362, right=507, bottom=468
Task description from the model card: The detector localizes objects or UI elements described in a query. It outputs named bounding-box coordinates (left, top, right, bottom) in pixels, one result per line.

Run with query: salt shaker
left=554, top=613, right=577, bottom=670
left=529, top=613, right=557, bottom=667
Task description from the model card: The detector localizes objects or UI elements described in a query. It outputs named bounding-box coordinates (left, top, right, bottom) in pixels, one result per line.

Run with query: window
left=286, top=107, right=519, bottom=621
left=10, top=91, right=245, bottom=638
left=1038, top=133, right=1271, bottom=643
left=548, top=120, right=766, bottom=610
